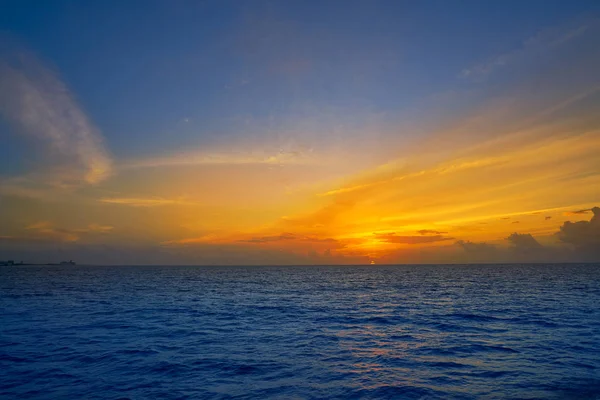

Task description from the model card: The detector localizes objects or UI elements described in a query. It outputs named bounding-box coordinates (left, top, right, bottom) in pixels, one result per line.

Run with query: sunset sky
left=1, top=0, right=599, bottom=264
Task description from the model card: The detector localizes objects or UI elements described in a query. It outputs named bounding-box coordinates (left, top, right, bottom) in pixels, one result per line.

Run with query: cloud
left=23, top=221, right=114, bottom=242
left=318, top=182, right=380, bottom=197
left=317, top=157, right=512, bottom=198
left=417, top=229, right=447, bottom=235
left=99, top=197, right=199, bottom=207
left=456, top=234, right=547, bottom=263
left=556, top=207, right=600, bottom=259
left=461, top=53, right=513, bottom=81
left=461, top=19, right=593, bottom=81
left=0, top=51, right=112, bottom=186
left=84, top=224, right=114, bottom=233
left=454, top=207, right=600, bottom=263
left=506, top=233, right=544, bottom=253
left=455, top=240, right=502, bottom=262
left=564, top=208, right=592, bottom=216
left=26, top=221, right=79, bottom=242
left=163, top=231, right=352, bottom=259
left=456, top=240, right=497, bottom=254
left=237, top=233, right=341, bottom=246
left=545, top=216, right=552, bottom=220
left=121, top=148, right=317, bottom=169
left=156, top=229, right=366, bottom=265
left=238, top=233, right=298, bottom=243
left=374, top=232, right=454, bottom=245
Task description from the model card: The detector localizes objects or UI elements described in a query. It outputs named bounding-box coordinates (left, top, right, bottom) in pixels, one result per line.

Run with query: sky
left=0, top=0, right=599, bottom=265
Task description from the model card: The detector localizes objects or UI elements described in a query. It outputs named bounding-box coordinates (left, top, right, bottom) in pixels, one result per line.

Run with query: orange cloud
left=374, top=233, right=454, bottom=245
left=99, top=197, right=199, bottom=207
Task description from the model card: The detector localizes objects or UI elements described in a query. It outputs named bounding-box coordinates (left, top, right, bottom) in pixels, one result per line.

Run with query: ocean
left=1, top=264, right=599, bottom=399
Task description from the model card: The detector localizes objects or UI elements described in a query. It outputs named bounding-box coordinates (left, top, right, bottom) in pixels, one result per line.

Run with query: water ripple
left=1, top=263, right=600, bottom=399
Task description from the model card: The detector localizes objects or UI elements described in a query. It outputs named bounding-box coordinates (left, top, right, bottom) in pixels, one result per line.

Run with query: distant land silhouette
left=0, top=260, right=76, bottom=266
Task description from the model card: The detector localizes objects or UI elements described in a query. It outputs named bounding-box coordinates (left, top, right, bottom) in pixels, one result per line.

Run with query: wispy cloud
left=238, top=233, right=298, bottom=243
left=121, top=148, right=318, bottom=169
left=163, top=232, right=350, bottom=253
left=26, top=221, right=77, bottom=242
left=318, top=156, right=509, bottom=197
left=461, top=19, right=595, bottom=81
left=237, top=232, right=339, bottom=244
left=417, top=229, right=447, bottom=235
left=0, top=51, right=112, bottom=186
left=564, top=209, right=592, bottom=216
left=277, top=123, right=600, bottom=248
left=374, top=232, right=454, bottom=245
left=99, top=197, right=199, bottom=207
left=85, top=223, right=114, bottom=233
left=24, top=221, right=113, bottom=242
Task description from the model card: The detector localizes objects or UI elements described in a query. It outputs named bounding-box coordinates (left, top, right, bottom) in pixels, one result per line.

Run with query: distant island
left=0, top=260, right=76, bottom=266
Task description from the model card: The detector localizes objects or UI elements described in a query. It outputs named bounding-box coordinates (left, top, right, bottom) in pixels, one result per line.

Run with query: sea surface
left=1, top=264, right=600, bottom=399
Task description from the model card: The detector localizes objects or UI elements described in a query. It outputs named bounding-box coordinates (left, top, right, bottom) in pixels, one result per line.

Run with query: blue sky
left=3, top=0, right=598, bottom=164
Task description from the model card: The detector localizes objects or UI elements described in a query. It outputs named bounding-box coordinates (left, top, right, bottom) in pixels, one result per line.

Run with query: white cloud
left=0, top=52, right=112, bottom=186
left=461, top=19, right=596, bottom=81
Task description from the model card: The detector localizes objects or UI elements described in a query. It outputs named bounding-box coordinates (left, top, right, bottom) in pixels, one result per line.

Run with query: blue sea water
left=1, top=264, right=600, bottom=399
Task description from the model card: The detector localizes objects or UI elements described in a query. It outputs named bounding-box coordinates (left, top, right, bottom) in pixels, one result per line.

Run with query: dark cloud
left=512, top=221, right=520, bottom=224
left=455, top=240, right=501, bottom=262
left=545, top=216, right=552, bottom=220
left=506, top=233, right=544, bottom=253
left=456, top=240, right=497, bottom=253
left=455, top=233, right=550, bottom=262
left=505, top=232, right=560, bottom=262
left=556, top=206, right=600, bottom=260
left=376, top=233, right=454, bottom=244
left=566, top=208, right=592, bottom=215
left=501, top=217, right=511, bottom=220
left=417, top=229, right=447, bottom=235
left=457, top=234, right=550, bottom=263
left=456, top=207, right=600, bottom=263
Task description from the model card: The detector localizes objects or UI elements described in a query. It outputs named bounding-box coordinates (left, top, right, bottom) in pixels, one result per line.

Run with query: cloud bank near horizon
left=2, top=206, right=598, bottom=265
